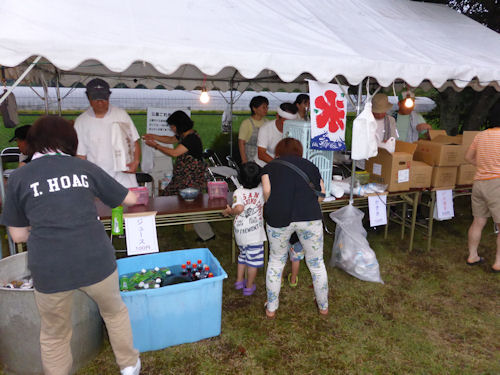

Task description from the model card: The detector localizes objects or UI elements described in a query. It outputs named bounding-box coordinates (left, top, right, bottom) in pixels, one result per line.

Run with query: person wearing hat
left=372, top=93, right=398, bottom=146
left=9, top=124, right=32, bottom=167
left=395, top=90, right=432, bottom=143
left=74, top=78, right=140, bottom=188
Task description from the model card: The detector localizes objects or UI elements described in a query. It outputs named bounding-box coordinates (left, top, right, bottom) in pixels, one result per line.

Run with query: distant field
left=0, top=112, right=357, bottom=156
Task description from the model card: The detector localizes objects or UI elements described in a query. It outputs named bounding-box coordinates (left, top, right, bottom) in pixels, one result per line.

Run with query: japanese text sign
left=433, top=189, right=454, bottom=221
left=308, top=80, right=347, bottom=151
left=124, top=211, right=159, bottom=256
left=146, top=108, right=191, bottom=136
left=368, top=194, right=387, bottom=227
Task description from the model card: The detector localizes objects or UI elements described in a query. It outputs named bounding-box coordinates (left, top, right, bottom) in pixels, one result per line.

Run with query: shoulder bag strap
left=271, top=159, right=325, bottom=198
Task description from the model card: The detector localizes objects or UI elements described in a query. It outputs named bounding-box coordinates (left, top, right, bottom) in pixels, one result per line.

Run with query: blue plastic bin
left=117, top=248, right=227, bottom=352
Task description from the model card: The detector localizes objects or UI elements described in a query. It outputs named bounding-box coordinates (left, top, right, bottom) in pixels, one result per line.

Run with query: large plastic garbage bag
left=329, top=204, right=384, bottom=283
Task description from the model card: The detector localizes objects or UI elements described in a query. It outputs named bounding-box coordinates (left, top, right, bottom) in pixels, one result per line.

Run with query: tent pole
left=0, top=55, right=42, bottom=106
left=229, top=79, right=234, bottom=158
left=41, top=75, right=49, bottom=115
left=56, top=70, right=62, bottom=116
left=349, top=83, right=364, bottom=203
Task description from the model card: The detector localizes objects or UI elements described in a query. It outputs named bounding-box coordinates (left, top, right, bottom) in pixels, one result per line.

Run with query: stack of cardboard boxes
left=365, top=131, right=479, bottom=192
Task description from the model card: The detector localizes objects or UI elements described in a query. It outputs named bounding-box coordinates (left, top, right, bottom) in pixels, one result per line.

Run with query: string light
left=199, top=75, right=210, bottom=104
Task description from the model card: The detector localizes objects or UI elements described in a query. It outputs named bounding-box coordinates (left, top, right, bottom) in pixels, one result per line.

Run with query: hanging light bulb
left=200, top=88, right=210, bottom=104
left=404, top=95, right=415, bottom=108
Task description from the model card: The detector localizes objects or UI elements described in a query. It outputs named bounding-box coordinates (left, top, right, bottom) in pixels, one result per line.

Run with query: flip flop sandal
left=234, top=279, right=246, bottom=290
left=287, top=273, right=299, bottom=287
left=242, top=284, right=256, bottom=296
left=466, top=257, right=484, bottom=266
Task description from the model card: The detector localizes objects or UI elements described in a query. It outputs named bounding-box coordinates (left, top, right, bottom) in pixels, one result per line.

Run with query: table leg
left=401, top=201, right=408, bottom=240
left=427, top=191, right=436, bottom=252
left=408, top=192, right=419, bottom=252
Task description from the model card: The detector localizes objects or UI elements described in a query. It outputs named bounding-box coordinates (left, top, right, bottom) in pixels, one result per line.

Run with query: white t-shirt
left=256, top=120, right=283, bottom=167
left=374, top=116, right=398, bottom=146
left=232, top=185, right=267, bottom=246
left=75, top=105, right=140, bottom=188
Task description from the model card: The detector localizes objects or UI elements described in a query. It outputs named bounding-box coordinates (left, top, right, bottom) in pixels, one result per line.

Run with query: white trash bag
left=329, top=204, right=384, bottom=283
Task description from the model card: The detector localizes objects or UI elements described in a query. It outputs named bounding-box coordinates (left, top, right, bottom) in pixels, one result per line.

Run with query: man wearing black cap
left=74, top=78, right=140, bottom=187
left=9, top=124, right=32, bottom=167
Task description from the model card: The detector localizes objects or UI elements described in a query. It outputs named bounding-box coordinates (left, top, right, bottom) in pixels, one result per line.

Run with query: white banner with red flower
left=308, top=80, right=347, bottom=151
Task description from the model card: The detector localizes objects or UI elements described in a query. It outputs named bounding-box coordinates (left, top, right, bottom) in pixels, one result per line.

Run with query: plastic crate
left=207, top=180, right=228, bottom=199
left=129, top=187, right=149, bottom=205
left=117, top=248, right=227, bottom=352
left=283, top=120, right=334, bottom=197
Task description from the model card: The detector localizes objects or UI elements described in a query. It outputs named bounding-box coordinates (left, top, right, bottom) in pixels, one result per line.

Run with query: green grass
left=2, top=198, right=496, bottom=375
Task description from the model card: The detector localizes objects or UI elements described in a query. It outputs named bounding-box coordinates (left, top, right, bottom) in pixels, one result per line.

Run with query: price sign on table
left=433, top=189, right=454, bottom=221
left=124, top=211, right=159, bottom=256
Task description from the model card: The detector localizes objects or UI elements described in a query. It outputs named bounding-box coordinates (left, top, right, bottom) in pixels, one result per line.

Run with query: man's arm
left=125, top=140, right=141, bottom=173
left=238, top=139, right=248, bottom=164
left=257, top=147, right=274, bottom=164
left=464, top=144, right=477, bottom=166
left=416, top=123, right=432, bottom=132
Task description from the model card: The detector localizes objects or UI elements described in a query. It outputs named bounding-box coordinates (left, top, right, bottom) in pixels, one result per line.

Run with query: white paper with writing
left=368, top=194, right=387, bottom=227
left=398, top=169, right=409, bottom=183
left=433, top=189, right=454, bottom=221
left=124, top=212, right=159, bottom=256
left=373, top=163, right=382, bottom=176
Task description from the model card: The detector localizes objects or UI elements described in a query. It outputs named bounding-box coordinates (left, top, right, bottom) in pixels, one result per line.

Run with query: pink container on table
left=207, top=181, right=228, bottom=199
left=129, top=187, right=149, bottom=205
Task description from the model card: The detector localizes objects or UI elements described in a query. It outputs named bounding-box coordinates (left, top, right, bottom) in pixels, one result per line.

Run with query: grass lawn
left=2, top=197, right=495, bottom=375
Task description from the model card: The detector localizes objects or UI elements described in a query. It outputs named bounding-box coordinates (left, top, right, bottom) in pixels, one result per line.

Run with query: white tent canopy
left=1, top=0, right=500, bottom=92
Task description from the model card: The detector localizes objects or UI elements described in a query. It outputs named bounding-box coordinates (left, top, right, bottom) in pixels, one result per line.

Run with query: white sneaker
left=121, top=358, right=141, bottom=375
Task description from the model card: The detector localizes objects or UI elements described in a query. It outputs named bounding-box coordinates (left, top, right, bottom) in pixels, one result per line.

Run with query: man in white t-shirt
left=74, top=79, right=141, bottom=188
left=256, top=102, right=298, bottom=166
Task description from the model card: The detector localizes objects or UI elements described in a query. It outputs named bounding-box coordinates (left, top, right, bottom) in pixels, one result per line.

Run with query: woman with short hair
left=261, top=137, right=328, bottom=318
left=238, top=96, right=269, bottom=164
left=0, top=115, right=141, bottom=375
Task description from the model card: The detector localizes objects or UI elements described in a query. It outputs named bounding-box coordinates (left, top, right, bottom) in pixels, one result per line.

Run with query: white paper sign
left=368, top=194, right=387, bottom=227
left=398, top=169, right=410, bottom=183
left=146, top=107, right=191, bottom=135
left=433, top=189, right=454, bottom=221
left=308, top=80, right=347, bottom=151
left=124, top=212, right=159, bottom=256
left=373, top=163, right=382, bottom=176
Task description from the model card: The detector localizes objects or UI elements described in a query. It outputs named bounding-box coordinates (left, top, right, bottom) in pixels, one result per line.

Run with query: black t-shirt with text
left=262, top=155, right=322, bottom=228
left=0, top=155, right=128, bottom=293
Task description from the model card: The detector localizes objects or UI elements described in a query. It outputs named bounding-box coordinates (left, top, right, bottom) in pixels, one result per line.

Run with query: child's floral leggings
left=265, top=220, right=328, bottom=312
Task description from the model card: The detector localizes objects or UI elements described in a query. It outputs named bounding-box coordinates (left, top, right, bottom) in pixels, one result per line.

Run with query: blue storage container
left=117, top=248, right=227, bottom=352
left=283, top=120, right=334, bottom=197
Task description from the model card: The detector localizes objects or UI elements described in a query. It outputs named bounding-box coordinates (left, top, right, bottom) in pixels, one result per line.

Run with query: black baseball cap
left=86, top=78, right=111, bottom=100
left=9, top=125, right=31, bottom=142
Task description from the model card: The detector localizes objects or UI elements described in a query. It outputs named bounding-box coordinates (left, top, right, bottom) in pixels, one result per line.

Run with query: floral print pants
left=265, top=220, right=328, bottom=312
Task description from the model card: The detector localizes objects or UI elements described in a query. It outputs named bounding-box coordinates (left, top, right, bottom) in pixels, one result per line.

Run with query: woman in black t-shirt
left=144, top=111, right=207, bottom=195
left=261, top=138, right=328, bottom=319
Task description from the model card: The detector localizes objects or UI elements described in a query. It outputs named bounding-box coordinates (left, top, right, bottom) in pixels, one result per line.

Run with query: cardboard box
left=431, top=166, right=457, bottom=188
left=459, top=131, right=480, bottom=164
left=410, top=160, right=433, bottom=188
left=456, top=163, right=476, bottom=185
left=414, top=130, right=463, bottom=166
left=366, top=141, right=416, bottom=192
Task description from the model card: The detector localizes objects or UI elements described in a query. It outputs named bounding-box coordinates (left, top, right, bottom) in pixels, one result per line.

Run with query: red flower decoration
left=314, top=90, right=345, bottom=133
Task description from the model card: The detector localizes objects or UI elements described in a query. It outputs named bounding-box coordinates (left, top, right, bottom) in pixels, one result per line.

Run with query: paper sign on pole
left=124, top=211, right=159, bottom=256
left=308, top=80, right=347, bottom=151
left=368, top=194, right=387, bottom=227
left=433, top=189, right=454, bottom=221
left=146, top=107, right=191, bottom=136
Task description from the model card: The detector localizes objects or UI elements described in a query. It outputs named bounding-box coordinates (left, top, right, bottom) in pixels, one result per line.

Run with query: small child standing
left=223, top=162, right=266, bottom=296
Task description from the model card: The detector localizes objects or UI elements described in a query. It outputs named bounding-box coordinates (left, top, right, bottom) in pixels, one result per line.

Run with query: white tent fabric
left=1, top=0, right=500, bottom=91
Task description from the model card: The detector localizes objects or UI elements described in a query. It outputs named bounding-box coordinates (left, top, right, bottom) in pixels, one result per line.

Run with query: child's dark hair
left=238, top=162, right=262, bottom=189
